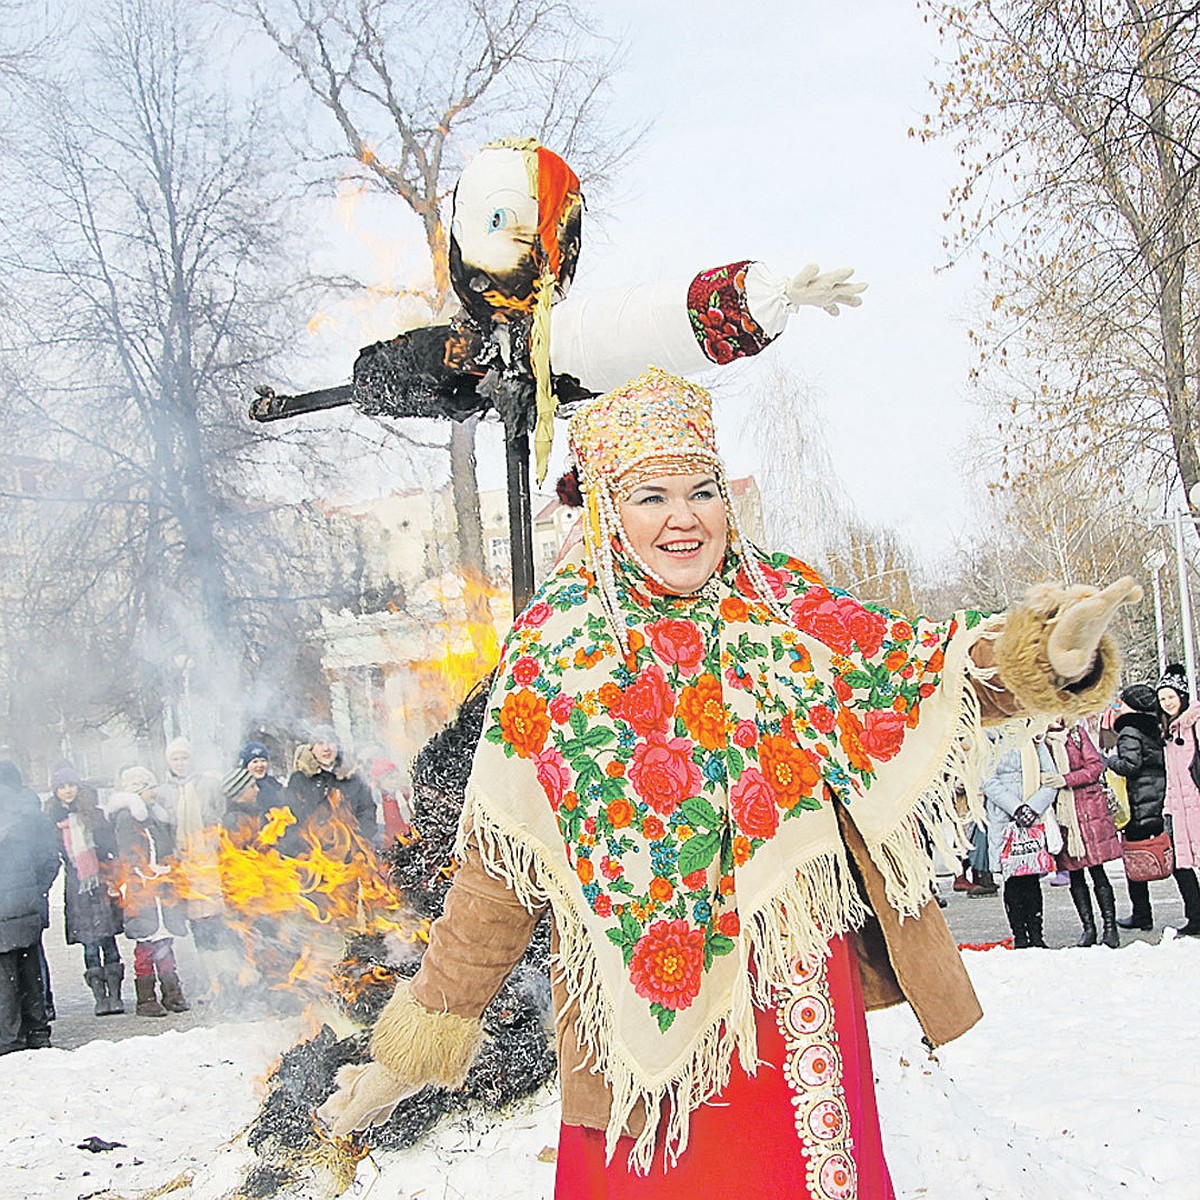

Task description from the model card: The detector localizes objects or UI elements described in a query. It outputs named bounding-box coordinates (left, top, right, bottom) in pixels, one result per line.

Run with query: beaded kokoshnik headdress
left=567, top=366, right=788, bottom=647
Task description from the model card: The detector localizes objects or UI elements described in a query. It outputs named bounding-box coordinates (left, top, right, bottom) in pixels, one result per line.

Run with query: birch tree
left=918, top=0, right=1200, bottom=511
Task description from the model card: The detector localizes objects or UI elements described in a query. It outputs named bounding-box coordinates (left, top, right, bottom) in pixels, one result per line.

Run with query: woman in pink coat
left=1155, top=665, right=1200, bottom=937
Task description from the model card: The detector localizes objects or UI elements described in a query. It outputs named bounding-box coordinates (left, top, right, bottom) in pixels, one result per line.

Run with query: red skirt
left=555, top=934, right=894, bottom=1200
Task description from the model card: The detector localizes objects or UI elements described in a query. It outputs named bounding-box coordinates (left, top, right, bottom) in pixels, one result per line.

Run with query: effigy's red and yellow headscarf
left=462, top=367, right=994, bottom=1174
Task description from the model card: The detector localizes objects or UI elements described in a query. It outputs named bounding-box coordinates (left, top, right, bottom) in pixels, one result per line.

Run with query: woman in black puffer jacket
left=1106, top=683, right=1198, bottom=931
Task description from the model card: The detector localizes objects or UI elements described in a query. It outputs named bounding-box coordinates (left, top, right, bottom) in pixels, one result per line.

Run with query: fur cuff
left=370, top=979, right=483, bottom=1090
left=993, top=584, right=1122, bottom=718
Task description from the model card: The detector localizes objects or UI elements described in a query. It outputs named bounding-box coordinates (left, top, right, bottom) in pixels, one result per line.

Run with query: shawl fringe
left=463, top=790, right=886, bottom=1172
left=859, top=616, right=1003, bottom=918
left=457, top=614, right=1012, bottom=1172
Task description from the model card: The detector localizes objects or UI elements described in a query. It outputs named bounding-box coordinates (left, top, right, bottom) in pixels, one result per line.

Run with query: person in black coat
left=0, top=761, right=61, bottom=1053
left=1105, top=683, right=1200, bottom=931
left=282, top=726, right=378, bottom=858
left=237, top=741, right=284, bottom=822
left=44, top=766, right=127, bottom=1015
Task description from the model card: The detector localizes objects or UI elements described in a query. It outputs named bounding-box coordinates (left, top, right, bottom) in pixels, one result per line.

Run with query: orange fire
left=400, top=568, right=501, bottom=736
left=110, top=793, right=430, bottom=999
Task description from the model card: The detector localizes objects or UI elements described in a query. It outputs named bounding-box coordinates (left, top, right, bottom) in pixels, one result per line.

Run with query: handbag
left=1122, top=830, right=1174, bottom=883
left=1000, top=820, right=1055, bottom=879
left=1189, top=726, right=1200, bottom=792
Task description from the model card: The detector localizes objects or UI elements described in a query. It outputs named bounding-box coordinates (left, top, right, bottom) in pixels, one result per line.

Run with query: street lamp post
left=1143, top=547, right=1168, bottom=677
left=1174, top=509, right=1198, bottom=695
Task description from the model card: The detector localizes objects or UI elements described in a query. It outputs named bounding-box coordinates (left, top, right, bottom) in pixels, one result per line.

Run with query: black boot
left=1174, top=868, right=1200, bottom=936
left=135, top=975, right=167, bottom=1018
left=1118, top=879, right=1153, bottom=930
left=158, top=972, right=190, bottom=1013
left=84, top=967, right=108, bottom=1016
left=1004, top=879, right=1030, bottom=948
left=1026, top=882, right=1047, bottom=948
left=1069, top=872, right=1096, bottom=947
left=1093, top=872, right=1120, bottom=949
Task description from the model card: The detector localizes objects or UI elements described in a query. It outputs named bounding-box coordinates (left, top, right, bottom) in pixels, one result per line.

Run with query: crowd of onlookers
left=958, top=662, right=1200, bottom=950
left=0, top=726, right=412, bottom=1055
left=7, top=657, right=1200, bottom=1056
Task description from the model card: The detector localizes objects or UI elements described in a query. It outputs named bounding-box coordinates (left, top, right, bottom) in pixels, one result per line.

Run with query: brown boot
left=970, top=870, right=999, bottom=896
left=158, top=972, right=190, bottom=1013
left=135, top=975, right=167, bottom=1017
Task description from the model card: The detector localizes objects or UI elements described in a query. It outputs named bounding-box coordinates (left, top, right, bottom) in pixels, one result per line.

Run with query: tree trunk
left=451, top=415, right=485, bottom=578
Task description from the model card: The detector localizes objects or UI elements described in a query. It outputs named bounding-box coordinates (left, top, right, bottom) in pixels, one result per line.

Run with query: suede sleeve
left=408, top=839, right=547, bottom=1019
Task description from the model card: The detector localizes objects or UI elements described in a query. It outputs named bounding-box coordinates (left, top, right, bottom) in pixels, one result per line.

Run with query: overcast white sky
left=298, top=1, right=991, bottom=561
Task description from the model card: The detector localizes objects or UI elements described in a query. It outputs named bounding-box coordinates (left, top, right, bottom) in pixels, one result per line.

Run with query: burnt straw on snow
left=242, top=679, right=554, bottom=1194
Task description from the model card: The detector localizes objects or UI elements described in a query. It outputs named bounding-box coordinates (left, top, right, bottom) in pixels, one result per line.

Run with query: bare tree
left=238, top=0, right=639, bottom=575
left=0, top=0, right=338, bottom=757
left=918, top=0, right=1200, bottom=514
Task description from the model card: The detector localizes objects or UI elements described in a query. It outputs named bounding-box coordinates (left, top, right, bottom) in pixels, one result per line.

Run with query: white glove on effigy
left=783, top=264, right=868, bottom=316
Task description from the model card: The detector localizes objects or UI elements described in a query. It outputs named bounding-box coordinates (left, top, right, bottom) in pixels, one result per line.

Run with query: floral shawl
left=461, top=544, right=992, bottom=1171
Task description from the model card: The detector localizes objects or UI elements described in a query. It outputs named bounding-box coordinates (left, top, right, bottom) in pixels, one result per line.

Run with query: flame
left=403, top=569, right=501, bottom=732
left=304, top=176, right=438, bottom=345
left=110, top=795, right=430, bottom=1001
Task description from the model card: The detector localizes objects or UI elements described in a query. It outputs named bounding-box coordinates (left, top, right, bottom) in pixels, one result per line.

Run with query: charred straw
left=242, top=679, right=555, bottom=1194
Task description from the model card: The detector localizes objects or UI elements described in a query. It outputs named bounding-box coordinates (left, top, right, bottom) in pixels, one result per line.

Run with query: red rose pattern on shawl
left=483, top=551, right=978, bottom=1033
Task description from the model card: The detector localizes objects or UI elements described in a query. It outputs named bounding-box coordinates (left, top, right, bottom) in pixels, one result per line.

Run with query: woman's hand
left=1013, top=804, right=1039, bottom=827
left=1046, top=577, right=1143, bottom=683
left=315, top=1062, right=420, bottom=1138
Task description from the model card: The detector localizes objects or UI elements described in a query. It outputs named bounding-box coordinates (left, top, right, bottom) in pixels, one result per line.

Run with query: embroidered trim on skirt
left=554, top=934, right=894, bottom=1199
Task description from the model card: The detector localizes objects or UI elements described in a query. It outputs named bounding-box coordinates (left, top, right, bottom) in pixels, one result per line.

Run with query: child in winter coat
left=44, top=767, right=127, bottom=1015
left=107, top=767, right=191, bottom=1017
left=983, top=733, right=1063, bottom=948
left=1155, top=665, right=1200, bottom=936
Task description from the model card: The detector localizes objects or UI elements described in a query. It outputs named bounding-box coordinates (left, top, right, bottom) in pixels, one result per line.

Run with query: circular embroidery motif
left=777, top=957, right=856, bottom=1200
left=819, top=1152, right=857, bottom=1200
left=796, top=1042, right=841, bottom=1088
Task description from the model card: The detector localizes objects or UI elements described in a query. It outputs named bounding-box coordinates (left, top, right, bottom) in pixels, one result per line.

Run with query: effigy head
left=448, top=139, right=583, bottom=327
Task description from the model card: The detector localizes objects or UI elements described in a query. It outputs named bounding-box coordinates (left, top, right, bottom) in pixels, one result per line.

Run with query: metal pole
left=1151, top=566, right=1167, bottom=677
left=505, top=427, right=535, bottom=615
left=1174, top=509, right=1198, bottom=694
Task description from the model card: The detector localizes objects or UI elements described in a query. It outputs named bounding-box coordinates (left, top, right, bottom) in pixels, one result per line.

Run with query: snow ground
left=1, top=937, right=1195, bottom=1200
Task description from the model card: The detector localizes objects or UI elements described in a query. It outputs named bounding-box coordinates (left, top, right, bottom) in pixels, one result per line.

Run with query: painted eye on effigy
left=489, top=207, right=515, bottom=232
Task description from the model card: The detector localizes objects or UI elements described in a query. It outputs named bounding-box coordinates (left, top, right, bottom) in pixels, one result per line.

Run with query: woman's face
left=56, top=783, right=78, bottom=805
left=618, top=472, right=728, bottom=595
left=1159, top=687, right=1183, bottom=717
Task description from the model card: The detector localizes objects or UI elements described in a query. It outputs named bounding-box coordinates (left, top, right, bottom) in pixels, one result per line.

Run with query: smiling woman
left=618, top=474, right=727, bottom=595
left=320, top=367, right=1137, bottom=1200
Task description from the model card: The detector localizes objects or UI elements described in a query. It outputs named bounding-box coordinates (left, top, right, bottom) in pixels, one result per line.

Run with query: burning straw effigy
left=237, top=680, right=556, bottom=1198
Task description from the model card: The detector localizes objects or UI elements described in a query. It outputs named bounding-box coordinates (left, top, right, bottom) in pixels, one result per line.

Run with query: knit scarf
left=58, top=811, right=99, bottom=893
left=1046, top=728, right=1084, bottom=858
left=461, top=544, right=995, bottom=1171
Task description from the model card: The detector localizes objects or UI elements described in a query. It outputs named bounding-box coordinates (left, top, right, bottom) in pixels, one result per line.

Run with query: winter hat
left=120, top=766, right=158, bottom=794
left=165, top=736, right=192, bottom=762
left=1157, top=663, right=1190, bottom=707
left=51, top=766, right=82, bottom=792
left=1120, top=684, right=1159, bottom=714
left=222, top=767, right=255, bottom=803
left=368, top=758, right=398, bottom=785
left=238, top=741, right=270, bottom=768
